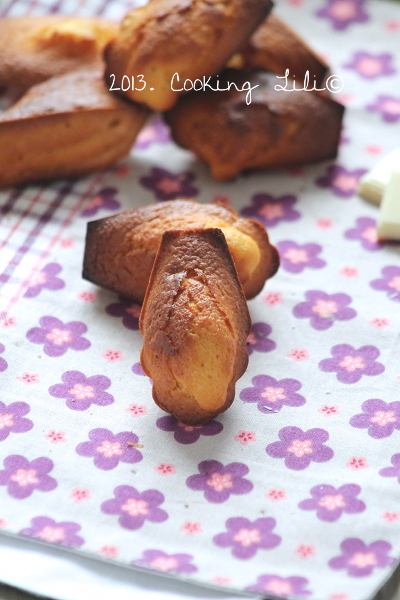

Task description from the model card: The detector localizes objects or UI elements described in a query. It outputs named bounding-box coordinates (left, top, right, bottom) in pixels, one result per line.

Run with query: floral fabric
left=0, top=0, right=399, bottom=599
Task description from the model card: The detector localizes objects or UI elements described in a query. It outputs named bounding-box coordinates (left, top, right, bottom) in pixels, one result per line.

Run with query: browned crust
left=0, top=70, right=149, bottom=188
left=0, top=16, right=118, bottom=89
left=83, top=199, right=279, bottom=302
left=139, top=228, right=251, bottom=424
left=234, top=13, right=329, bottom=88
left=105, top=0, right=273, bottom=110
left=165, top=69, right=345, bottom=180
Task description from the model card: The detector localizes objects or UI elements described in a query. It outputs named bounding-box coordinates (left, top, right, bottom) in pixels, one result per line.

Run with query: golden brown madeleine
left=83, top=199, right=279, bottom=302
left=104, top=0, right=273, bottom=111
left=165, top=69, right=345, bottom=180
left=140, top=228, right=251, bottom=425
left=0, top=16, right=118, bottom=89
left=229, top=14, right=329, bottom=89
left=0, top=70, right=149, bottom=188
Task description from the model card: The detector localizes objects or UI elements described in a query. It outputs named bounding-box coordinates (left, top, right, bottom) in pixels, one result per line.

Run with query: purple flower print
left=213, top=517, right=280, bottom=559
left=0, top=455, right=57, bottom=499
left=132, top=362, right=146, bottom=376
left=368, top=95, right=400, bottom=123
left=246, top=574, right=312, bottom=597
left=345, top=217, right=381, bottom=251
left=24, top=263, right=65, bottom=298
left=298, top=484, right=365, bottom=522
left=240, top=375, right=306, bottom=414
left=135, top=116, right=171, bottom=149
left=246, top=322, right=276, bottom=355
left=101, top=485, right=168, bottom=530
left=0, top=343, right=7, bottom=372
left=329, top=538, right=394, bottom=577
left=371, top=266, right=400, bottom=302
left=26, top=316, right=90, bottom=357
left=133, top=550, right=197, bottom=574
left=293, top=290, right=356, bottom=330
left=186, top=461, right=253, bottom=503
left=319, top=344, right=385, bottom=384
left=81, top=187, right=120, bottom=217
left=350, top=399, right=400, bottom=439
left=105, top=297, right=140, bottom=330
left=316, top=0, right=369, bottom=30
left=19, top=516, right=84, bottom=548
left=266, top=427, right=334, bottom=471
left=316, top=165, right=367, bottom=198
left=140, top=167, right=198, bottom=201
left=277, top=241, right=326, bottom=273
left=76, top=428, right=142, bottom=470
left=49, top=371, right=114, bottom=411
left=240, top=193, right=300, bottom=228
left=156, top=416, right=223, bottom=444
left=344, top=52, right=396, bottom=79
left=0, top=402, right=33, bottom=441
left=379, top=454, right=400, bottom=482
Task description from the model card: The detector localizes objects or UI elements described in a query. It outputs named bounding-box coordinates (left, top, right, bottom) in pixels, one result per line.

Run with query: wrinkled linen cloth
left=0, top=0, right=400, bottom=599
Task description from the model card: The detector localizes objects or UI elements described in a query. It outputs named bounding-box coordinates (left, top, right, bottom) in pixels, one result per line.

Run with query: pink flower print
left=319, top=344, right=384, bottom=384
left=105, top=297, right=140, bottom=330
left=345, top=52, right=396, bottom=79
left=76, top=428, right=142, bottom=470
left=24, top=263, right=64, bottom=298
left=370, top=318, right=389, bottom=328
left=345, top=217, right=381, bottom=251
left=241, top=375, right=306, bottom=414
left=371, top=266, right=400, bottom=302
left=27, top=316, right=90, bottom=357
left=347, top=457, right=368, bottom=470
left=266, top=489, right=287, bottom=501
left=385, top=20, right=400, bottom=31
left=315, top=218, right=333, bottom=229
left=70, top=488, right=91, bottom=503
left=267, top=427, right=334, bottom=471
left=102, top=349, right=123, bottom=362
left=156, top=415, right=223, bottom=444
left=45, top=431, right=66, bottom=444
left=114, top=164, right=130, bottom=176
left=381, top=512, right=400, bottom=522
left=126, top=404, right=147, bottom=416
left=186, top=460, right=253, bottom=503
left=350, top=399, right=400, bottom=439
left=316, top=0, right=369, bottom=30
left=368, top=95, right=400, bottom=123
left=277, top=241, right=326, bottom=273
left=60, top=238, right=74, bottom=248
left=0, top=401, right=33, bottom=441
left=365, top=145, right=382, bottom=155
left=49, top=371, right=114, bottom=411
left=81, top=187, right=120, bottom=217
left=78, top=291, right=97, bottom=302
left=288, top=348, right=309, bottom=361
left=19, top=517, right=84, bottom=548
left=0, top=519, right=6, bottom=528
left=100, top=545, right=119, bottom=557
left=213, top=576, right=232, bottom=585
left=329, top=538, right=395, bottom=577
left=319, top=405, right=340, bottom=415
left=246, top=574, right=312, bottom=596
left=133, top=550, right=197, bottom=574
left=140, top=167, right=198, bottom=201
left=263, top=291, right=282, bottom=306
left=340, top=267, right=359, bottom=278
left=155, top=463, right=175, bottom=475
left=317, top=165, right=367, bottom=198
left=18, top=373, right=39, bottom=384
left=234, top=431, right=256, bottom=445
left=1, top=316, right=16, bottom=328
left=180, top=521, right=202, bottom=535
left=213, top=517, right=280, bottom=559
left=101, top=485, right=168, bottom=530
left=295, top=544, right=315, bottom=559
left=330, top=594, right=348, bottom=600
left=299, top=484, right=365, bottom=521
left=241, top=193, right=300, bottom=228
left=0, top=455, right=57, bottom=499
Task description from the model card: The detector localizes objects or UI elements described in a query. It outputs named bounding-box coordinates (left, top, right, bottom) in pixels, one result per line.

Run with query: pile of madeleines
left=1, top=1, right=345, bottom=423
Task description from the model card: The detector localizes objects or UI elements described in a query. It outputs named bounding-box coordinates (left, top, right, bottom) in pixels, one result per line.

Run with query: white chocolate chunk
left=358, top=148, right=400, bottom=205
left=377, top=170, right=400, bottom=240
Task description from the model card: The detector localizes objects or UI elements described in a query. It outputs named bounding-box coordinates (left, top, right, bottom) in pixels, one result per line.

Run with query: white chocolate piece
left=358, top=148, right=400, bottom=205
left=377, top=170, right=400, bottom=240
